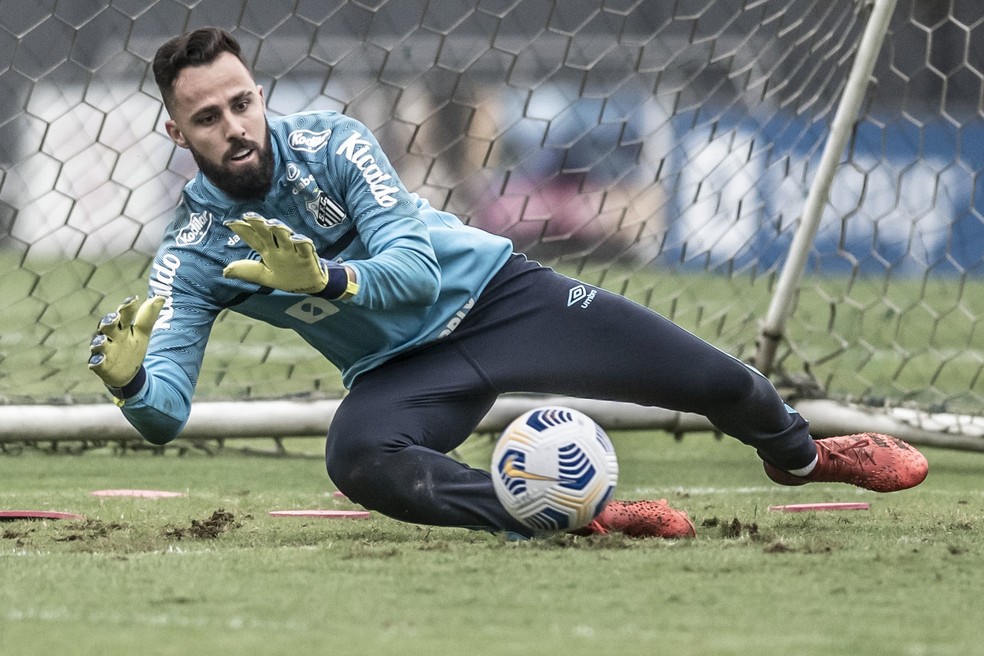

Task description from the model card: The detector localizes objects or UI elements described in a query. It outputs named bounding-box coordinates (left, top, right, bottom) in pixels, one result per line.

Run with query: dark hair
left=153, top=27, right=250, bottom=111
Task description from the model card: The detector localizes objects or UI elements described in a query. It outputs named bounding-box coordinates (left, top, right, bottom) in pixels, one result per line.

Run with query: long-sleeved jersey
left=118, top=111, right=513, bottom=443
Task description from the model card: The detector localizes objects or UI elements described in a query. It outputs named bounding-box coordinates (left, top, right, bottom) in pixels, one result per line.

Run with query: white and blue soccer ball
left=491, top=406, right=618, bottom=533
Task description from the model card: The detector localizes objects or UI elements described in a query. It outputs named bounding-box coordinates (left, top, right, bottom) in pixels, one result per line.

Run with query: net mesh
left=0, top=0, right=981, bottom=417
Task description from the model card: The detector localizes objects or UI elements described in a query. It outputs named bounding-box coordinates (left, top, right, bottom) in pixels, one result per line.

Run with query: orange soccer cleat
left=763, top=433, right=928, bottom=493
left=576, top=499, right=696, bottom=539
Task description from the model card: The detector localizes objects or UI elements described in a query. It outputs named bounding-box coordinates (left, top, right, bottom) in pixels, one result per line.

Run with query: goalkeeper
left=88, top=28, right=928, bottom=540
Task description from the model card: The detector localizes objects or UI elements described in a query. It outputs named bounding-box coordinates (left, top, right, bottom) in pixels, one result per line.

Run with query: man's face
left=164, top=51, right=273, bottom=200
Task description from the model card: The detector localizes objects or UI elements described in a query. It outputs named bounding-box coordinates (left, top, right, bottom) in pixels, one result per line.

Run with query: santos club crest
left=306, top=192, right=347, bottom=228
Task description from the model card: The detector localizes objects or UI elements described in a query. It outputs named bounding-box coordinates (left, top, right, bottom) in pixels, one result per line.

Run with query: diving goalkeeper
left=88, top=27, right=928, bottom=540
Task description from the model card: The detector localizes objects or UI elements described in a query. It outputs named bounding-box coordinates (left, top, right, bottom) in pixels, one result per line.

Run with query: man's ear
left=165, top=119, right=188, bottom=149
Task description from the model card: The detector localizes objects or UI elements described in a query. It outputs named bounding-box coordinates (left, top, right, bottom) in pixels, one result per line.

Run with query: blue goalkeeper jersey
left=120, top=110, right=513, bottom=442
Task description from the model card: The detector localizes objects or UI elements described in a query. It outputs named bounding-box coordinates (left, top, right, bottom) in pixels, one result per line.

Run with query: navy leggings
left=325, top=255, right=814, bottom=536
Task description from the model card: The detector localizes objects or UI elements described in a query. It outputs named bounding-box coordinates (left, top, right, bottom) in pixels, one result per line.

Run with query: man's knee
left=325, top=427, right=368, bottom=480
left=678, top=356, right=762, bottom=411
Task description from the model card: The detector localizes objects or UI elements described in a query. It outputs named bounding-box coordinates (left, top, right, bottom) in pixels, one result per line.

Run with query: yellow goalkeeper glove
left=88, top=295, right=165, bottom=389
left=223, top=212, right=358, bottom=299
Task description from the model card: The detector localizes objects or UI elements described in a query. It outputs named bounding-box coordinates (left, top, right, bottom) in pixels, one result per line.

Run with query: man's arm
left=88, top=294, right=194, bottom=444
left=326, top=118, right=442, bottom=309
left=88, top=226, right=222, bottom=444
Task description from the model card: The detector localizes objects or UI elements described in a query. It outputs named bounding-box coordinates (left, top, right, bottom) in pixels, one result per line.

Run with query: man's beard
left=191, top=127, right=275, bottom=201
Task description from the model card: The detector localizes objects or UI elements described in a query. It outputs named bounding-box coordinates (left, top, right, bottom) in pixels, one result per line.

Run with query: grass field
left=3, top=254, right=983, bottom=653
left=1, top=431, right=982, bottom=656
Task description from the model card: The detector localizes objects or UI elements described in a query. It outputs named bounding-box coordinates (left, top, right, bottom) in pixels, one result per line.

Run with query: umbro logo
left=567, top=284, right=597, bottom=309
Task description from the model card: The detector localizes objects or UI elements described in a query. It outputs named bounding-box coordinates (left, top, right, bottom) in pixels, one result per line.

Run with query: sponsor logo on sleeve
left=288, top=128, right=332, bottom=153
left=335, top=130, right=400, bottom=208
left=175, top=211, right=212, bottom=247
left=148, top=252, right=181, bottom=329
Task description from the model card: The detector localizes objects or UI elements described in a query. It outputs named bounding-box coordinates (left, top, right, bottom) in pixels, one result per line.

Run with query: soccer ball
left=491, top=406, right=618, bottom=533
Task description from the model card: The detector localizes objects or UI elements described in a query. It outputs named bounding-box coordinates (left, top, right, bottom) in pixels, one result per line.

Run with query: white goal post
left=753, top=0, right=897, bottom=375
left=1, top=1, right=982, bottom=449
left=1, top=396, right=982, bottom=451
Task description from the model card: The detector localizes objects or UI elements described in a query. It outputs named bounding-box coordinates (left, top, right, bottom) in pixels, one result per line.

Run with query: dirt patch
left=701, top=516, right=760, bottom=540
left=54, top=518, right=128, bottom=543
left=2, top=528, right=33, bottom=540
left=764, top=541, right=795, bottom=554
left=2, top=527, right=34, bottom=547
left=164, top=509, right=240, bottom=540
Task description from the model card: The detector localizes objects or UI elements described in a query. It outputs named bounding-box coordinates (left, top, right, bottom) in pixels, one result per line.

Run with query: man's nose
left=224, top=114, right=247, bottom=140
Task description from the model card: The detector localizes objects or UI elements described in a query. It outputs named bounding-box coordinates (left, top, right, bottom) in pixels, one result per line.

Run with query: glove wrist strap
left=316, top=262, right=359, bottom=301
left=106, top=366, right=147, bottom=404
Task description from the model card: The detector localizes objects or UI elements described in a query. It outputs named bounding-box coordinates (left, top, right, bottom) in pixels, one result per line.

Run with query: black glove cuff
left=106, top=365, right=147, bottom=400
left=315, top=262, right=358, bottom=301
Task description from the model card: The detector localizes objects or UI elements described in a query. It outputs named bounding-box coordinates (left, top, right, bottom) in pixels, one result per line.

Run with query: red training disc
left=0, top=510, right=84, bottom=521
left=269, top=509, right=370, bottom=519
left=91, top=489, right=186, bottom=498
left=768, top=502, right=871, bottom=512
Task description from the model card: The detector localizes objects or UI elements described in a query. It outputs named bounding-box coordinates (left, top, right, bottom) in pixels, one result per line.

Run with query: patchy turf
left=0, top=432, right=982, bottom=656
left=163, top=509, right=242, bottom=540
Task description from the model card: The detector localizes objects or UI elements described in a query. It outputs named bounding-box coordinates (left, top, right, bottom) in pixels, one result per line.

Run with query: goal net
left=1, top=0, right=982, bottom=447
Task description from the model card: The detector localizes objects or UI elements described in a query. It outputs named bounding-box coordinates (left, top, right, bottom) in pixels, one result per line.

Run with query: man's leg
left=452, top=256, right=817, bottom=470
left=325, top=340, right=534, bottom=537
left=324, top=256, right=925, bottom=540
left=456, top=256, right=926, bottom=491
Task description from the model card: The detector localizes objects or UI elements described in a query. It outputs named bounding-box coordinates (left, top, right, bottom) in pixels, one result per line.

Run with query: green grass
left=1, top=433, right=982, bottom=656
left=3, top=253, right=983, bottom=653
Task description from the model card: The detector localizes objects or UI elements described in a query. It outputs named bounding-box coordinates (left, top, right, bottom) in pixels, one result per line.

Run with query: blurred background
left=0, top=0, right=981, bottom=422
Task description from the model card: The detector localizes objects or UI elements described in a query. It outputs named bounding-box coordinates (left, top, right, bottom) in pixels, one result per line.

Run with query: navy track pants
left=325, top=255, right=814, bottom=536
